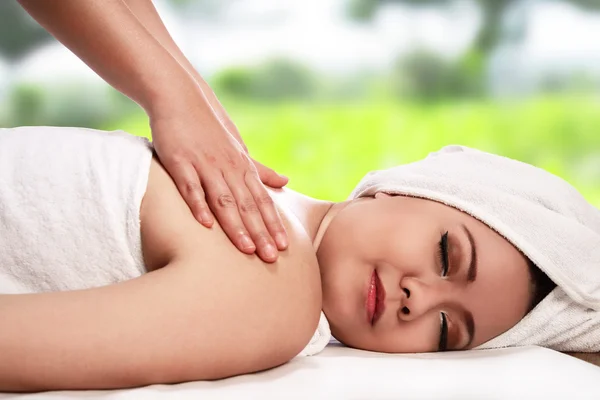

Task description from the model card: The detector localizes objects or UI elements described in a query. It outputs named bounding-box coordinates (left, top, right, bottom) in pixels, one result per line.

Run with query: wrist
left=144, top=74, right=206, bottom=120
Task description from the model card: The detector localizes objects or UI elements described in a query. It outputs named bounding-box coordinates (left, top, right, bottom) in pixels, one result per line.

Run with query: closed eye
left=439, top=312, right=448, bottom=351
left=438, top=231, right=450, bottom=352
left=438, top=231, right=449, bottom=277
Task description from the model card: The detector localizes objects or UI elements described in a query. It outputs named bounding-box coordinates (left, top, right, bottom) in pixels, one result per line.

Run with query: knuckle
left=226, top=154, right=238, bottom=168
left=253, top=231, right=273, bottom=245
left=239, top=199, right=259, bottom=213
left=171, top=151, right=192, bottom=167
left=184, top=180, right=203, bottom=196
left=193, top=200, right=209, bottom=211
left=266, top=220, right=285, bottom=233
left=216, top=193, right=237, bottom=209
left=256, top=194, right=274, bottom=206
left=204, top=152, right=218, bottom=165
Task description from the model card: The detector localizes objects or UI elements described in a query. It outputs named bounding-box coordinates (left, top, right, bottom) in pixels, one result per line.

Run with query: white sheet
left=2, top=345, right=599, bottom=400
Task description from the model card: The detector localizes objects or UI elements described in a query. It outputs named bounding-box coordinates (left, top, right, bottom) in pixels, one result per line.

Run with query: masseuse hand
left=16, top=0, right=288, bottom=262
left=150, top=86, right=289, bottom=263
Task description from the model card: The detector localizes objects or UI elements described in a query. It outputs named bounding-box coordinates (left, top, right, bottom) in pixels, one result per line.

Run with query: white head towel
left=348, top=145, right=600, bottom=352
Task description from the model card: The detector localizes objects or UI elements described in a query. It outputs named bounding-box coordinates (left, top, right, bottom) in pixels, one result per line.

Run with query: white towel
left=0, top=126, right=152, bottom=293
left=348, top=145, right=600, bottom=352
left=297, top=312, right=331, bottom=357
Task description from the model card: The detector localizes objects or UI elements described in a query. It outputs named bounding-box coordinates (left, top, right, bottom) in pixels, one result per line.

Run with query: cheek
left=466, top=258, right=531, bottom=345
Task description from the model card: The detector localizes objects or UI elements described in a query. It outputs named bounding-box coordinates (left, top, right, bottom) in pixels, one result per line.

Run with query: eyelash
left=438, top=231, right=449, bottom=277
left=439, top=313, right=448, bottom=352
left=438, top=231, right=450, bottom=351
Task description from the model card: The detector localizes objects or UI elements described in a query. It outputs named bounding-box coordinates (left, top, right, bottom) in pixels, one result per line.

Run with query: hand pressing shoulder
left=137, top=157, right=323, bottom=380
left=0, top=158, right=321, bottom=392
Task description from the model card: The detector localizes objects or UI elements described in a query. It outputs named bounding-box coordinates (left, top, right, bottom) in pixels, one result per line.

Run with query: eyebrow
left=460, top=223, right=477, bottom=349
left=461, top=223, right=478, bottom=283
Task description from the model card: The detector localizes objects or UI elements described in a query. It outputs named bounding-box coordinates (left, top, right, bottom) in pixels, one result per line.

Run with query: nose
left=398, top=276, right=455, bottom=322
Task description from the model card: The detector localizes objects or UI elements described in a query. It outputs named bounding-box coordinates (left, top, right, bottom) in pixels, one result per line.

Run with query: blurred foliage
left=539, top=71, right=600, bottom=94
left=392, top=50, right=485, bottom=101
left=165, top=0, right=236, bottom=16
left=0, top=2, right=52, bottom=61
left=103, top=96, right=600, bottom=207
left=3, top=0, right=599, bottom=214
left=4, top=82, right=138, bottom=128
left=212, top=59, right=318, bottom=100
left=348, top=0, right=600, bottom=98
left=0, top=0, right=233, bottom=61
left=349, top=0, right=518, bottom=54
left=349, top=0, right=600, bottom=53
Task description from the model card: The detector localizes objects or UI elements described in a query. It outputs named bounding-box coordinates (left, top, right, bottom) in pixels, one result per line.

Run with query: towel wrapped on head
left=348, top=145, right=600, bottom=352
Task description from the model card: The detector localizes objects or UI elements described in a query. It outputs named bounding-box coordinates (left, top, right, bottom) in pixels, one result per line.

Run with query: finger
left=202, top=172, right=257, bottom=255
left=168, top=160, right=214, bottom=227
left=226, top=172, right=280, bottom=263
left=253, top=159, right=289, bottom=188
left=245, top=170, right=288, bottom=252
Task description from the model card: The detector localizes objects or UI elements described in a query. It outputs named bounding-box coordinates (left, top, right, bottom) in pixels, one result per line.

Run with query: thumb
left=253, top=159, right=288, bottom=188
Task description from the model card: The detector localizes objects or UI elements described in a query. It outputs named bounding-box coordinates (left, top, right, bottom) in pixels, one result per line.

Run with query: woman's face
left=316, top=193, right=532, bottom=352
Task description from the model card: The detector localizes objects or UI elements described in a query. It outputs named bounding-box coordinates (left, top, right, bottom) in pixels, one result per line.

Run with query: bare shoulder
left=139, top=157, right=322, bottom=378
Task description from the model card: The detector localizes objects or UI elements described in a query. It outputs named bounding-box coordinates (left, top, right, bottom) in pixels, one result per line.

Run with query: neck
left=268, top=187, right=348, bottom=251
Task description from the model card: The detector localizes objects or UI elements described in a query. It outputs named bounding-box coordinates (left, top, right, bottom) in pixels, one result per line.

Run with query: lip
left=373, top=270, right=386, bottom=325
left=366, top=270, right=386, bottom=326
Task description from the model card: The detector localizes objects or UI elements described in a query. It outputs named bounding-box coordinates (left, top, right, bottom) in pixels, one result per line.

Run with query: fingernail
left=241, top=235, right=255, bottom=251
left=200, top=211, right=212, bottom=226
left=276, top=233, right=288, bottom=249
left=264, top=244, right=277, bottom=259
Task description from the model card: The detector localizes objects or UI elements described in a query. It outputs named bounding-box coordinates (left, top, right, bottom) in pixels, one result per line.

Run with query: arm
left=16, top=0, right=196, bottom=116
left=120, top=0, right=238, bottom=143
left=17, top=0, right=289, bottom=263
left=19, top=0, right=202, bottom=119
left=0, top=249, right=321, bottom=391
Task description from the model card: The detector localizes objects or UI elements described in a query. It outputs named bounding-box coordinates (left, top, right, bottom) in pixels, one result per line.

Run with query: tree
left=0, top=0, right=231, bottom=62
left=349, top=0, right=600, bottom=98
left=348, top=0, right=600, bottom=63
left=0, top=2, right=53, bottom=62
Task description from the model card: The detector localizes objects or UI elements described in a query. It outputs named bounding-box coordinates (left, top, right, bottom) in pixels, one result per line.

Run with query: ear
left=374, top=192, right=392, bottom=200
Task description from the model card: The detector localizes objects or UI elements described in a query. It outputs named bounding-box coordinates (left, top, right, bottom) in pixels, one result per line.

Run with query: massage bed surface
left=2, top=345, right=599, bottom=400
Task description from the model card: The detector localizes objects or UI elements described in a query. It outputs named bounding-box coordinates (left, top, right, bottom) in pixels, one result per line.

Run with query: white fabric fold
left=297, top=312, right=331, bottom=357
left=348, top=145, right=600, bottom=352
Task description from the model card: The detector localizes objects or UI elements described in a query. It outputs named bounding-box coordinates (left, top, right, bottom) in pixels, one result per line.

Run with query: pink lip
left=366, top=271, right=377, bottom=324
left=366, top=270, right=386, bottom=326
left=373, top=270, right=386, bottom=325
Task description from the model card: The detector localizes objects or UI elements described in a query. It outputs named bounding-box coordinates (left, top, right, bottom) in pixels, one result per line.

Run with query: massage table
left=1, top=344, right=599, bottom=399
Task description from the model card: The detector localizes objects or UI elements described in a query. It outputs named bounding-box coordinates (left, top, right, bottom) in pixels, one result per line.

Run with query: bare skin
left=0, top=156, right=532, bottom=391
left=143, top=160, right=533, bottom=355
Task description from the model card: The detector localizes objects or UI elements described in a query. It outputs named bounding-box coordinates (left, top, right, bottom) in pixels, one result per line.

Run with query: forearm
left=17, top=0, right=199, bottom=116
left=0, top=266, right=241, bottom=392
left=121, top=0, right=231, bottom=126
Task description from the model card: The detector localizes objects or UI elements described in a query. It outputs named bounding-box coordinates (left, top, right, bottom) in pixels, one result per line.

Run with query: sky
left=2, top=0, right=600, bottom=91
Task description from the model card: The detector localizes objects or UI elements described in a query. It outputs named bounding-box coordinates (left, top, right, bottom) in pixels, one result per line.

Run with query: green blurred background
left=1, top=0, right=600, bottom=204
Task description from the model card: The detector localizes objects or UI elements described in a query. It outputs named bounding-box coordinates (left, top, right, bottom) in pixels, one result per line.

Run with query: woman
left=0, top=125, right=574, bottom=392
left=6, top=0, right=598, bottom=392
